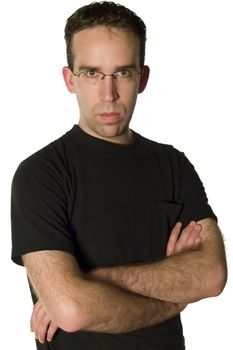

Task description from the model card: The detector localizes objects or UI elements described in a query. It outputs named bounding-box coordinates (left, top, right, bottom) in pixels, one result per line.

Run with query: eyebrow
left=77, top=64, right=137, bottom=72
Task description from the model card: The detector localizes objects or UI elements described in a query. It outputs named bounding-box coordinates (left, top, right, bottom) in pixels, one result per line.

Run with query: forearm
left=63, top=276, right=184, bottom=333
left=90, top=219, right=227, bottom=304
left=24, top=250, right=183, bottom=335
left=90, top=251, right=204, bottom=304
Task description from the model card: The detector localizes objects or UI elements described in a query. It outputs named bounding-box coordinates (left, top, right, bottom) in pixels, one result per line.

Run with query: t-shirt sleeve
left=177, top=151, right=217, bottom=227
left=11, top=154, right=76, bottom=266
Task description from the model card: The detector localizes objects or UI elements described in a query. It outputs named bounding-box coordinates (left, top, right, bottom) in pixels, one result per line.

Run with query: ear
left=62, top=66, right=76, bottom=93
left=138, top=65, right=150, bottom=94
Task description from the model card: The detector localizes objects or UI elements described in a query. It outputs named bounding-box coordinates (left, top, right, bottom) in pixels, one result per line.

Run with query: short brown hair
left=64, top=1, right=147, bottom=71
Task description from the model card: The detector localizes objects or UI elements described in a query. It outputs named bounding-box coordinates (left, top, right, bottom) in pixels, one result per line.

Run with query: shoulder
left=12, top=127, right=76, bottom=193
left=138, top=133, right=186, bottom=164
left=136, top=133, right=197, bottom=183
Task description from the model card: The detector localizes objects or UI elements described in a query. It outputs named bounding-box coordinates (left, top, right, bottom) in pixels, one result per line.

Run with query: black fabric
left=11, top=125, right=216, bottom=349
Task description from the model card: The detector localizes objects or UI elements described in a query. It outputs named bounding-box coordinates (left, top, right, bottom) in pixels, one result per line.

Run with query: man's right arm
left=23, top=250, right=183, bottom=335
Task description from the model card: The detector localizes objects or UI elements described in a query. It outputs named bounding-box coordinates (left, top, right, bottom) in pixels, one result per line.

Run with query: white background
left=1, top=0, right=232, bottom=349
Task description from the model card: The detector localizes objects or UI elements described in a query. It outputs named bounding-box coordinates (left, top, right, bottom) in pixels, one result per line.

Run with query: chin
left=97, top=124, right=124, bottom=139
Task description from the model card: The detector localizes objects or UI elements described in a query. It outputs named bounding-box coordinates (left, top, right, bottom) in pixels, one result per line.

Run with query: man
left=11, top=2, right=227, bottom=349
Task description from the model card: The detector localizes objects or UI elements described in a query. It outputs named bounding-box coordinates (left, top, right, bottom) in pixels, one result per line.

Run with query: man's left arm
left=90, top=218, right=227, bottom=304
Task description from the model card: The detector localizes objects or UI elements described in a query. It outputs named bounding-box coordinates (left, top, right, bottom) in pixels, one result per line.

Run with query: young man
left=11, top=2, right=227, bottom=349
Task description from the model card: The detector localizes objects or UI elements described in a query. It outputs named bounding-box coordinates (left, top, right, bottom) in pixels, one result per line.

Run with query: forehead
left=72, top=26, right=140, bottom=69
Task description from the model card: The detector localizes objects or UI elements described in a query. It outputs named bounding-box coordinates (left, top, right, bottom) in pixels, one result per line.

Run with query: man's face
left=63, top=26, right=149, bottom=143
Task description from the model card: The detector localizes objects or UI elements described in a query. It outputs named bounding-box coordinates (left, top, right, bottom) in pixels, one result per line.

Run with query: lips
left=99, top=112, right=120, bottom=121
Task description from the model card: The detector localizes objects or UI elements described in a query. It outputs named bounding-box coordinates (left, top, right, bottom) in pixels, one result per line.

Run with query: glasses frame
left=72, top=69, right=141, bottom=84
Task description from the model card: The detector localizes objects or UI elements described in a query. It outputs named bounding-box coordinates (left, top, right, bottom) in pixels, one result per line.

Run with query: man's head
left=62, top=2, right=150, bottom=143
left=64, top=1, right=147, bottom=71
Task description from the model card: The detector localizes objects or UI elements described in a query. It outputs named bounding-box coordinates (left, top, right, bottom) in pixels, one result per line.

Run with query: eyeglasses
left=72, top=69, right=141, bottom=85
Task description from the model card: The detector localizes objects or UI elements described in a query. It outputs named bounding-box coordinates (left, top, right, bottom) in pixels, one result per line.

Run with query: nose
left=99, top=76, right=119, bottom=102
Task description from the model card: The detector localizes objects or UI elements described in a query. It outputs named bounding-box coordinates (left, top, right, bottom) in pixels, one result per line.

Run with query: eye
left=116, top=70, right=132, bottom=78
left=85, top=70, right=99, bottom=78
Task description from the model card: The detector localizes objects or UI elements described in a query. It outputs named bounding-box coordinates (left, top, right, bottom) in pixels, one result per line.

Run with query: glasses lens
left=76, top=70, right=140, bottom=85
left=78, top=72, right=100, bottom=85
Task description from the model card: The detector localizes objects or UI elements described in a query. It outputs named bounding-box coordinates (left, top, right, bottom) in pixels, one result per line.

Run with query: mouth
left=99, top=112, right=120, bottom=122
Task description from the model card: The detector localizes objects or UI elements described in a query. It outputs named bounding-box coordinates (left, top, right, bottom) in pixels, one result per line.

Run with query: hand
left=89, top=221, right=202, bottom=280
left=31, top=300, right=58, bottom=344
left=166, top=221, right=202, bottom=257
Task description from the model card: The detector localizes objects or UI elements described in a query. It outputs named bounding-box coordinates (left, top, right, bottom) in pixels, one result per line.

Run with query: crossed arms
left=23, top=218, right=227, bottom=343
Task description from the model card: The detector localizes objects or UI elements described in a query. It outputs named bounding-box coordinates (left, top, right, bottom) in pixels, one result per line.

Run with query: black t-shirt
left=11, top=125, right=216, bottom=349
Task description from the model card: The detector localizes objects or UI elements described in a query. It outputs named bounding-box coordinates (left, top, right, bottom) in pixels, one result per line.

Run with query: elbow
left=207, top=263, right=227, bottom=297
left=52, top=300, right=90, bottom=333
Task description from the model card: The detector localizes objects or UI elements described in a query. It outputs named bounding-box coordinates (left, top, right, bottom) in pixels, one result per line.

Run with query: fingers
left=166, top=222, right=182, bottom=256
left=30, top=301, right=57, bottom=344
left=30, top=301, right=41, bottom=335
left=31, top=302, right=50, bottom=343
left=166, top=221, right=202, bottom=257
left=175, top=221, right=202, bottom=253
left=47, top=322, right=58, bottom=342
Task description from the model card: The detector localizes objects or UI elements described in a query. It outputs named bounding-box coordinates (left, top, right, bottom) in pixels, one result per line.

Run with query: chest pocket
left=151, top=201, right=183, bottom=260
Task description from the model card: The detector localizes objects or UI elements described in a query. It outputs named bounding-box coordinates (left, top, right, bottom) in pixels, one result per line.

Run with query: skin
left=89, top=219, right=227, bottom=303
left=62, top=26, right=149, bottom=144
left=23, top=26, right=227, bottom=343
left=30, top=221, right=201, bottom=344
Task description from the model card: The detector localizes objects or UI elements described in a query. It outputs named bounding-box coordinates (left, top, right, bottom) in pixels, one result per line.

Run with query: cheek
left=125, top=87, right=138, bottom=109
left=76, top=88, right=95, bottom=112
